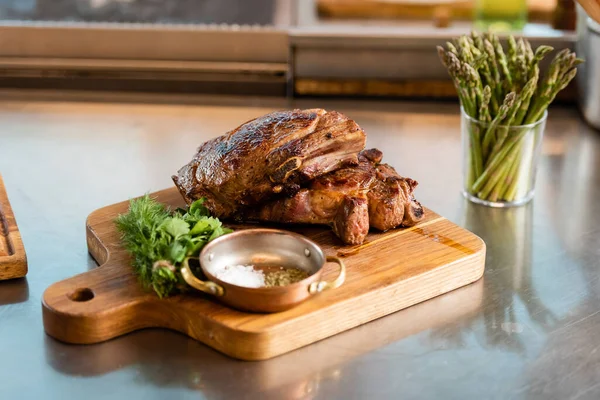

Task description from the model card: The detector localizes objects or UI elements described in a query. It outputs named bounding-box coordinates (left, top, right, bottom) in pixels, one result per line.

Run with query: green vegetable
left=115, top=194, right=232, bottom=298
left=437, top=31, right=582, bottom=202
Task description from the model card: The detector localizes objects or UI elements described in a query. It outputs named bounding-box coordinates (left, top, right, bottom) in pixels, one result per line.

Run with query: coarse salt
left=211, top=264, right=265, bottom=288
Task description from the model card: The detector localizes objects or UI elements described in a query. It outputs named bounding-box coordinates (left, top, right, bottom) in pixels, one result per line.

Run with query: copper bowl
left=179, top=229, right=346, bottom=313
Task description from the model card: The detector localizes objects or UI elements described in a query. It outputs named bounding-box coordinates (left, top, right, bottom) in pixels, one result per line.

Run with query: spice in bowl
left=211, top=264, right=309, bottom=288
left=264, top=267, right=309, bottom=287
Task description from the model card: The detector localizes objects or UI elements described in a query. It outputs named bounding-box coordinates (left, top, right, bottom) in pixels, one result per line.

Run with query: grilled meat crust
left=242, top=149, right=424, bottom=245
left=172, top=108, right=366, bottom=218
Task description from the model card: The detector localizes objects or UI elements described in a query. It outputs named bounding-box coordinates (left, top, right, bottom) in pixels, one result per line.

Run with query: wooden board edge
left=86, top=223, right=109, bottom=266
left=0, top=173, right=28, bottom=280
left=84, top=187, right=180, bottom=263
left=41, top=284, right=274, bottom=355
left=0, top=252, right=28, bottom=280
left=84, top=187, right=185, bottom=263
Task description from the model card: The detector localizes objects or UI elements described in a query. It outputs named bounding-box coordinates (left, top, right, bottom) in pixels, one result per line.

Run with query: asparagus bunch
left=438, top=32, right=582, bottom=203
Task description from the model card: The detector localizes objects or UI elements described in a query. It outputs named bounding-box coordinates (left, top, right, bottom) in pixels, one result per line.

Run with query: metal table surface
left=0, top=96, right=599, bottom=400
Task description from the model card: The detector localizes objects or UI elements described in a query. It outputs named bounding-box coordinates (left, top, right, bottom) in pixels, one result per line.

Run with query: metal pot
left=576, top=4, right=600, bottom=130
left=180, top=229, right=346, bottom=313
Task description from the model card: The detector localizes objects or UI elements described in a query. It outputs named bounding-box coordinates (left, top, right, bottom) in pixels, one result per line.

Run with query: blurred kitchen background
left=0, top=0, right=581, bottom=99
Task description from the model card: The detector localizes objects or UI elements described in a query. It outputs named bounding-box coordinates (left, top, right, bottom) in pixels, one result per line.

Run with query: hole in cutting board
left=68, top=288, right=95, bottom=302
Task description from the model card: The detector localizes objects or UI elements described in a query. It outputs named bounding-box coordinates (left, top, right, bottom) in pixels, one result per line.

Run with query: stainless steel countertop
left=1, top=97, right=599, bottom=399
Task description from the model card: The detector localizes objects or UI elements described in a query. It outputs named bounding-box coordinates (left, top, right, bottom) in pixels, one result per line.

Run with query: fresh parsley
left=115, top=194, right=232, bottom=298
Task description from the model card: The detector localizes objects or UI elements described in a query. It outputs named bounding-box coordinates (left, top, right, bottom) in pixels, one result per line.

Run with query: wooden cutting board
left=42, top=187, right=485, bottom=361
left=0, top=174, right=27, bottom=280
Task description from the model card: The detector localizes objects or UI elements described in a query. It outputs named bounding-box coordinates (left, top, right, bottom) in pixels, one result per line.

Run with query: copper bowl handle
left=180, top=258, right=224, bottom=297
left=308, top=256, right=346, bottom=294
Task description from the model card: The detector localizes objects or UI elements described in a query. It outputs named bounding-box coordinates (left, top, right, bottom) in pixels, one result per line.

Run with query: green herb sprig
left=438, top=31, right=583, bottom=202
left=115, top=194, right=232, bottom=298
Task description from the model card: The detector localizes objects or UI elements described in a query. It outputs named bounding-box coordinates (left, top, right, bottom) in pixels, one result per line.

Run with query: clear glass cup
left=461, top=107, right=547, bottom=208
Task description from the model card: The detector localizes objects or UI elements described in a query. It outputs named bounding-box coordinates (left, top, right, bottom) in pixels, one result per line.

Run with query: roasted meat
left=242, top=149, right=424, bottom=245
left=172, top=109, right=366, bottom=218
left=241, top=152, right=375, bottom=244
left=172, top=108, right=424, bottom=245
left=372, top=163, right=424, bottom=228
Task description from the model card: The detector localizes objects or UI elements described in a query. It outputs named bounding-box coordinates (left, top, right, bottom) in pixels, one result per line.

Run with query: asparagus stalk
left=469, top=125, right=484, bottom=185
left=446, top=41, right=458, bottom=55
left=467, top=86, right=492, bottom=182
left=493, top=35, right=512, bottom=89
left=524, top=40, right=534, bottom=65
left=489, top=141, right=523, bottom=201
left=483, top=39, right=502, bottom=102
left=499, top=150, right=523, bottom=200
left=530, top=45, right=553, bottom=73
left=471, top=133, right=524, bottom=194
left=514, top=72, right=539, bottom=125
left=438, top=47, right=476, bottom=116
left=526, top=54, right=578, bottom=123
left=479, top=85, right=492, bottom=122
left=507, top=35, right=518, bottom=80
left=473, top=115, right=535, bottom=197
left=504, top=133, right=535, bottom=201
left=515, top=40, right=529, bottom=90
left=487, top=95, right=522, bottom=165
left=495, top=74, right=539, bottom=201
left=481, top=92, right=515, bottom=158
left=488, top=170, right=510, bottom=201
left=471, top=31, right=485, bottom=53
left=489, top=77, right=537, bottom=164
left=463, top=63, right=484, bottom=113
left=458, top=36, right=475, bottom=64
left=477, top=152, right=513, bottom=200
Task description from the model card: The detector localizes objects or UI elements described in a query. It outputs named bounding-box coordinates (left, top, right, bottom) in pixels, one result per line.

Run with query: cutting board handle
left=42, top=259, right=158, bottom=344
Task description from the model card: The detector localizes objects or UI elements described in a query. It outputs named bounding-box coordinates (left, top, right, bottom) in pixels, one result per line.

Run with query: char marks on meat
left=241, top=150, right=424, bottom=245
left=173, top=109, right=424, bottom=245
left=172, top=109, right=366, bottom=218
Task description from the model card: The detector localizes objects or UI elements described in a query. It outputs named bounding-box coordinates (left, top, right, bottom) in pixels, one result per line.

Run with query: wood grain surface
left=42, top=187, right=485, bottom=361
left=294, top=78, right=578, bottom=101
left=0, top=174, right=27, bottom=280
